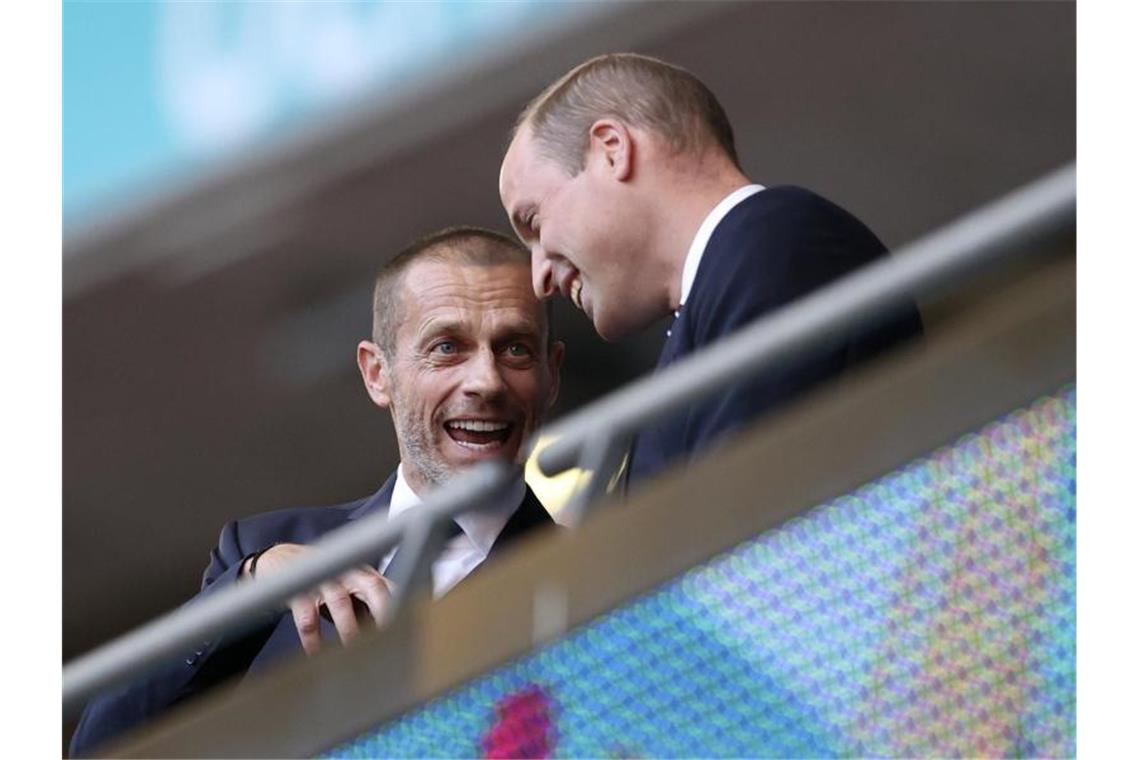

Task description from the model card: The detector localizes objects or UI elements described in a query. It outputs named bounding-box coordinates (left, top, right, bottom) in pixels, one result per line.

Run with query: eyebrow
left=418, top=318, right=540, bottom=338
left=415, top=320, right=465, bottom=345
left=511, top=203, right=536, bottom=238
left=416, top=319, right=542, bottom=348
left=496, top=324, right=543, bottom=344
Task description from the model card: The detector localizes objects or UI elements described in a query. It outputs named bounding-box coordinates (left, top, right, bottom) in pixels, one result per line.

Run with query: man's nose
left=462, top=348, right=508, bottom=398
left=531, top=246, right=555, bottom=300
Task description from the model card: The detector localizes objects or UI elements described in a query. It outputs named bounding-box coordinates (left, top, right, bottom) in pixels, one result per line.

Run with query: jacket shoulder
left=728, top=186, right=881, bottom=245
left=703, top=186, right=886, bottom=282
left=226, top=497, right=370, bottom=549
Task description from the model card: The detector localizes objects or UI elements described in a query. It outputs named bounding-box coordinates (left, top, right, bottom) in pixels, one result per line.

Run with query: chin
left=592, top=310, right=638, bottom=343
left=590, top=308, right=618, bottom=342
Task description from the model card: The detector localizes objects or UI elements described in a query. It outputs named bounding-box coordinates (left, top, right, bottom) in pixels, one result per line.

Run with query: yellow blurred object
left=524, top=435, right=589, bottom=521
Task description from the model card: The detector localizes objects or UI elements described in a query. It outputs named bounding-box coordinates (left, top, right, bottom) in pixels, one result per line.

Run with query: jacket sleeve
left=69, top=520, right=284, bottom=758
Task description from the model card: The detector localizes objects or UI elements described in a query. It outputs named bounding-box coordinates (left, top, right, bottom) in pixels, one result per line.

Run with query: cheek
left=412, top=370, right=458, bottom=417
left=505, top=372, right=545, bottom=411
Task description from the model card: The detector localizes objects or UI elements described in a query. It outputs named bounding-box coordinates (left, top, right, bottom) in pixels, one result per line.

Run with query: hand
left=244, top=543, right=394, bottom=656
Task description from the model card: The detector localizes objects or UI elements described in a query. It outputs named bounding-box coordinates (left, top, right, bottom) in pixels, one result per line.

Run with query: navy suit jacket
left=627, top=186, right=924, bottom=484
left=70, top=474, right=555, bottom=757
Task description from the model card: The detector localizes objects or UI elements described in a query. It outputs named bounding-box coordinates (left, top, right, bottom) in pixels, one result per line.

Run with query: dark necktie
left=382, top=519, right=464, bottom=591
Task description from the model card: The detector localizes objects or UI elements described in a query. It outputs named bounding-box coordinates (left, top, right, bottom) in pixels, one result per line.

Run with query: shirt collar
left=389, top=462, right=526, bottom=556
left=679, top=184, right=766, bottom=306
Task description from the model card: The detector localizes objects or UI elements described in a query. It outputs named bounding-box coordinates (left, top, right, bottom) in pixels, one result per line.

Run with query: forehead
left=396, top=258, right=542, bottom=336
left=499, top=128, right=534, bottom=195
left=500, top=129, right=562, bottom=207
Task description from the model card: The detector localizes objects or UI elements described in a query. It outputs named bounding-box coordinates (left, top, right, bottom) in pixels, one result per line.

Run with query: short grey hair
left=371, top=226, right=550, bottom=357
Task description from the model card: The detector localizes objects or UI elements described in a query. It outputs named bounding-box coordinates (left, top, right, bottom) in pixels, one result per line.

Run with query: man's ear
left=587, top=119, right=634, bottom=181
left=544, top=340, right=565, bottom=412
left=357, top=340, right=392, bottom=409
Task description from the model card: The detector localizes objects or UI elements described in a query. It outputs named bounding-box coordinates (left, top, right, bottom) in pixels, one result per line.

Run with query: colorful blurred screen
left=327, top=385, right=1076, bottom=757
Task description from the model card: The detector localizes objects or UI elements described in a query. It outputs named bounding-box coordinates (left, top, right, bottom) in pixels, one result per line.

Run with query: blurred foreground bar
left=102, top=239, right=1074, bottom=757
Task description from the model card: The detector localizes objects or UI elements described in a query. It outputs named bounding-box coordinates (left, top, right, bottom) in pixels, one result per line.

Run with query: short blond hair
left=516, top=53, right=739, bottom=174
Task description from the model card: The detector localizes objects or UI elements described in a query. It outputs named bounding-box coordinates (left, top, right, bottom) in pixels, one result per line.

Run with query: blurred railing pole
left=532, top=163, right=1076, bottom=484
left=62, top=161, right=1075, bottom=718
left=62, top=459, right=516, bottom=717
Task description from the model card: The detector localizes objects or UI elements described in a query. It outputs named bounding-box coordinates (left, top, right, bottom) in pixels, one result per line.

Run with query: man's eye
left=506, top=343, right=532, bottom=357
left=432, top=341, right=457, bottom=355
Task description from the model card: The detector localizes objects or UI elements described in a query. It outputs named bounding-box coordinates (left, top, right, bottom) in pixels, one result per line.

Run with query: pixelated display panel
left=328, top=386, right=1075, bottom=758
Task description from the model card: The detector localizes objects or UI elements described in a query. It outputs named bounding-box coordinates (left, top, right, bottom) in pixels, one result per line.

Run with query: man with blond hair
left=500, top=52, right=922, bottom=484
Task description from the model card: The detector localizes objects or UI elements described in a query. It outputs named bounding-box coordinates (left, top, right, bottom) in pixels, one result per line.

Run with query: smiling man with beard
left=71, top=227, right=564, bottom=757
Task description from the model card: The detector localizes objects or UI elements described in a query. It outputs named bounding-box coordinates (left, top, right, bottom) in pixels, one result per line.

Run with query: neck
left=398, top=461, right=432, bottom=500
left=651, top=163, right=753, bottom=310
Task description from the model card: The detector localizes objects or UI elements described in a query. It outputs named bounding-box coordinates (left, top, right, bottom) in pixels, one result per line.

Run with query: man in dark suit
left=499, top=53, right=922, bottom=484
left=71, top=227, right=564, bottom=756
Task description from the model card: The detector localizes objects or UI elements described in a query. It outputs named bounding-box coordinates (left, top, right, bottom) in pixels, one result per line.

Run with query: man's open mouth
left=558, top=269, right=584, bottom=312
left=444, top=419, right=513, bottom=450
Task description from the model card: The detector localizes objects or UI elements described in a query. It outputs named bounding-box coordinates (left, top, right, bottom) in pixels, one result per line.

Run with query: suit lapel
left=347, top=472, right=397, bottom=570
left=491, top=486, right=555, bottom=557
left=477, top=486, right=556, bottom=575
left=347, top=472, right=397, bottom=520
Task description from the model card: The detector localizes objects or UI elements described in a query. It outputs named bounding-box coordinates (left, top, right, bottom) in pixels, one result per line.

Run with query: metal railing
left=536, top=164, right=1076, bottom=518
left=63, top=460, right=517, bottom=716
left=62, top=162, right=1075, bottom=718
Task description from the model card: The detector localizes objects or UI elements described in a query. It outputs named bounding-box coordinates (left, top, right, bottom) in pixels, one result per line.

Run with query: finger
left=290, top=595, right=323, bottom=656
left=320, top=581, right=360, bottom=645
left=343, top=567, right=393, bottom=624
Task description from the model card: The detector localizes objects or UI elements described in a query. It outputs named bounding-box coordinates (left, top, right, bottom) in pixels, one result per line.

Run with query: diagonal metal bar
left=532, top=162, right=1076, bottom=478
left=560, top=431, right=631, bottom=526
left=63, top=162, right=1074, bottom=721
left=63, top=459, right=517, bottom=717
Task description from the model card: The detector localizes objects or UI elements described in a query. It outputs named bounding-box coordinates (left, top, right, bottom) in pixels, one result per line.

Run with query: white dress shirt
left=679, top=184, right=766, bottom=307
left=380, top=463, right=526, bottom=597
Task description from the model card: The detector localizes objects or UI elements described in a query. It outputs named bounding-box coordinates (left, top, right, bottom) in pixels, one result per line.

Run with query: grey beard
left=389, top=391, right=454, bottom=491
left=398, top=421, right=452, bottom=489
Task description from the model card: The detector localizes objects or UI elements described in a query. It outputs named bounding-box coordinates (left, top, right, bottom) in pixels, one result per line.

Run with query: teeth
left=453, top=440, right=498, bottom=451
left=448, top=420, right=509, bottom=432
left=570, top=278, right=583, bottom=310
